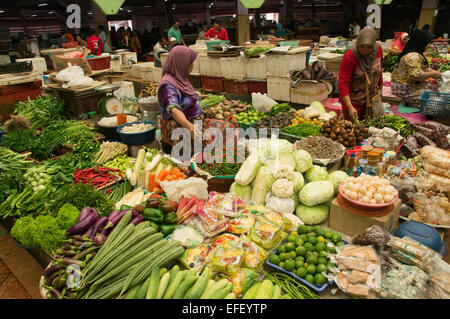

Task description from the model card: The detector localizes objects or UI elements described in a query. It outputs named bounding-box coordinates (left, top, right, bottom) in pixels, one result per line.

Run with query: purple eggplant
left=88, top=217, right=109, bottom=240
left=103, top=210, right=127, bottom=230
left=108, top=210, right=121, bottom=220
left=43, top=264, right=61, bottom=278
left=131, top=210, right=140, bottom=218
left=93, top=233, right=107, bottom=246
left=78, top=207, right=96, bottom=222
left=66, top=212, right=98, bottom=236
left=130, top=215, right=144, bottom=225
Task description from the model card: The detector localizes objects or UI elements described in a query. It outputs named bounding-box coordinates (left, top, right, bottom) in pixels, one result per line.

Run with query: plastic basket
left=280, top=40, right=299, bottom=47
left=419, top=91, right=450, bottom=117
left=206, top=40, right=230, bottom=51
left=62, top=42, right=78, bottom=48
left=265, top=238, right=349, bottom=293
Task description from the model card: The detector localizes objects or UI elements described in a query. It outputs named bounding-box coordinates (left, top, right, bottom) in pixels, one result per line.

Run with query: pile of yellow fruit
left=289, top=116, right=323, bottom=128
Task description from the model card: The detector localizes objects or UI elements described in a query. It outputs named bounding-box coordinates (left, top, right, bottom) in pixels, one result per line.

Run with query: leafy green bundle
left=15, top=96, right=67, bottom=129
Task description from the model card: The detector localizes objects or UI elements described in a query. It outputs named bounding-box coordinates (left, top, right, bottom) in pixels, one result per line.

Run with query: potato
left=224, top=111, right=231, bottom=117
left=216, top=114, right=224, bottom=119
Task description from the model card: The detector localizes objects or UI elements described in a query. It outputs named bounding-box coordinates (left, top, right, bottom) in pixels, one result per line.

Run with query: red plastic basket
left=62, top=42, right=78, bottom=48
left=247, top=80, right=267, bottom=95
left=224, top=79, right=248, bottom=95
left=87, top=56, right=111, bottom=70
left=201, top=76, right=224, bottom=92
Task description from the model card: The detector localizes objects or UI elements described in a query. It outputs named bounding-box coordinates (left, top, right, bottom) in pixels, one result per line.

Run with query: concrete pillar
left=418, top=0, right=439, bottom=31
left=254, top=9, right=261, bottom=27
left=237, top=1, right=250, bottom=45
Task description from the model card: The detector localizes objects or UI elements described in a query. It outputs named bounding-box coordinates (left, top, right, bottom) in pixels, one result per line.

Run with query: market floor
left=0, top=224, right=43, bottom=299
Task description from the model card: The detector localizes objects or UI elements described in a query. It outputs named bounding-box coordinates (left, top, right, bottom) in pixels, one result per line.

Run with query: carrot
left=171, top=167, right=180, bottom=175
left=165, top=176, right=173, bottom=181
left=157, top=170, right=170, bottom=182
left=148, top=173, right=156, bottom=191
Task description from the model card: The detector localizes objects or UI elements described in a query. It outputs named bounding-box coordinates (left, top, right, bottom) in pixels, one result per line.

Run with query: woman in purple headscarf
left=158, top=46, right=203, bottom=153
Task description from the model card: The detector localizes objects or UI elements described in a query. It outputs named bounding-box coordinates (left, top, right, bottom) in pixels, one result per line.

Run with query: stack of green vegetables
left=200, top=95, right=226, bottom=110
left=244, top=46, right=275, bottom=57
left=0, top=129, right=39, bottom=153
left=358, top=115, right=414, bottom=137
left=15, top=96, right=66, bottom=130
left=75, top=212, right=184, bottom=299
left=282, top=123, right=322, bottom=138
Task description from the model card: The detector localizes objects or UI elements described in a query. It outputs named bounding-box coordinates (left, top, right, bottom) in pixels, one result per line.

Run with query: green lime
left=289, top=251, right=297, bottom=259
left=295, top=246, right=306, bottom=256
left=315, top=242, right=326, bottom=252
left=287, top=235, right=297, bottom=243
left=297, top=225, right=308, bottom=234
left=299, top=234, right=308, bottom=242
left=312, top=251, right=319, bottom=258
left=278, top=245, right=287, bottom=254
left=279, top=253, right=289, bottom=261
left=318, top=257, right=328, bottom=265
left=284, top=259, right=296, bottom=272
left=314, top=226, right=326, bottom=237
left=319, top=251, right=328, bottom=258
left=307, top=236, right=318, bottom=246
left=306, top=232, right=316, bottom=238
left=296, top=256, right=305, bottom=263
left=286, top=242, right=296, bottom=252
left=336, top=241, right=345, bottom=247
left=305, top=274, right=315, bottom=284
left=304, top=243, right=314, bottom=252
left=292, top=269, right=297, bottom=275
left=317, top=236, right=326, bottom=243
left=295, top=259, right=304, bottom=269
left=304, top=226, right=313, bottom=233
left=314, top=273, right=327, bottom=285
left=279, top=261, right=285, bottom=269
left=297, top=267, right=307, bottom=278
left=316, top=264, right=328, bottom=273
left=306, top=264, right=316, bottom=275
left=269, top=255, right=281, bottom=265
left=327, top=246, right=337, bottom=254
left=332, top=233, right=342, bottom=244
left=324, top=230, right=333, bottom=239
left=306, top=256, right=318, bottom=265
left=327, top=262, right=334, bottom=270
left=295, top=238, right=304, bottom=247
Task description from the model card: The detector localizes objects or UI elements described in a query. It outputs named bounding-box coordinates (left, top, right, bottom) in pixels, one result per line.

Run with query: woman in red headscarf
left=158, top=46, right=204, bottom=154
left=391, top=32, right=409, bottom=54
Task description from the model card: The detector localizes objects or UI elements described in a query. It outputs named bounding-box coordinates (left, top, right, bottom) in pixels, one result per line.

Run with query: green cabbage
left=257, top=139, right=293, bottom=164
left=230, top=182, right=252, bottom=202
left=327, top=170, right=348, bottom=195
left=305, top=165, right=328, bottom=183
left=293, top=172, right=305, bottom=192
left=250, top=166, right=275, bottom=205
left=310, top=101, right=326, bottom=114
left=298, top=181, right=334, bottom=206
left=235, top=151, right=260, bottom=186
left=295, top=204, right=329, bottom=225
left=292, top=150, right=313, bottom=173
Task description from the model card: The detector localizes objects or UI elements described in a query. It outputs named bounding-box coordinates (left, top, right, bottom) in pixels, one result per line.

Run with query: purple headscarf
left=158, top=46, right=198, bottom=99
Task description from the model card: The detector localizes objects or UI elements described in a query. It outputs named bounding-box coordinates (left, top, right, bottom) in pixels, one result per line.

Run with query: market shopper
left=87, top=29, right=104, bottom=56
left=154, top=37, right=169, bottom=67
left=97, top=25, right=111, bottom=53
left=168, top=21, right=186, bottom=46
left=276, top=23, right=287, bottom=40
left=129, top=31, right=142, bottom=54
left=391, top=30, right=441, bottom=108
left=76, top=35, right=87, bottom=47
left=198, top=25, right=208, bottom=40
left=158, top=46, right=202, bottom=154
left=391, top=32, right=409, bottom=54
left=203, top=20, right=229, bottom=41
left=338, top=26, right=383, bottom=121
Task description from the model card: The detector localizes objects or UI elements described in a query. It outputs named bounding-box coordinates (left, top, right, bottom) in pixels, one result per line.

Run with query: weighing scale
left=95, top=83, right=124, bottom=116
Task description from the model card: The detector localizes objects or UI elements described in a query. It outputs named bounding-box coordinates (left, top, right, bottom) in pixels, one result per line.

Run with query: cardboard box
left=51, top=48, right=92, bottom=74
left=328, top=199, right=401, bottom=237
left=290, top=80, right=329, bottom=105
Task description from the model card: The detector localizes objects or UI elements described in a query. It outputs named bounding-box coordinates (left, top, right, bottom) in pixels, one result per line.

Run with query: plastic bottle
left=347, top=152, right=357, bottom=177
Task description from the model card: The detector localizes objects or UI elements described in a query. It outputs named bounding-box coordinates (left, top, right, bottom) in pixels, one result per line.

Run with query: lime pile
left=236, top=109, right=267, bottom=125
left=268, top=225, right=345, bottom=286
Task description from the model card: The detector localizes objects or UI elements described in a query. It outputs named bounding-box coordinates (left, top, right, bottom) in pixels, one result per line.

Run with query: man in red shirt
left=203, top=20, right=228, bottom=41
left=87, top=29, right=104, bottom=56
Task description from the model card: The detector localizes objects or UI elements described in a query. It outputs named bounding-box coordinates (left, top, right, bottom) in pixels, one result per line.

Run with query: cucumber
left=224, top=292, right=236, bottom=299
left=163, top=270, right=186, bottom=299
left=271, top=284, right=281, bottom=299
left=210, top=282, right=233, bottom=299
left=172, top=276, right=198, bottom=299
left=200, top=279, right=229, bottom=299
left=166, top=265, right=179, bottom=289
left=242, top=282, right=261, bottom=299
left=155, top=272, right=171, bottom=299
left=254, top=279, right=273, bottom=299
left=135, top=276, right=152, bottom=299
left=145, top=267, right=160, bottom=299
left=185, top=268, right=210, bottom=299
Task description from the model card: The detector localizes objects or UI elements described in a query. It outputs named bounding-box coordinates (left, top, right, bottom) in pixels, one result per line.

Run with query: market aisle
left=0, top=224, right=42, bottom=299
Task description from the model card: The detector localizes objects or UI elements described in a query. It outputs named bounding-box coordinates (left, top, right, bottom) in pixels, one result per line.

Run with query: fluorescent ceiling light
left=31, top=14, right=37, bottom=17
left=48, top=11, right=54, bottom=14
left=0, top=10, right=4, bottom=13
left=38, top=3, right=48, bottom=6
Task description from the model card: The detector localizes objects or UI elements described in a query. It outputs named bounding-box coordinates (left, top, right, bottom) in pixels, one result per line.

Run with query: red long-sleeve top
left=338, top=46, right=383, bottom=115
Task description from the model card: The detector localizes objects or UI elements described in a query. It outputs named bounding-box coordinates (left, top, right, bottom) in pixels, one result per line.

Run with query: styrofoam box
left=266, top=47, right=308, bottom=78
left=152, top=66, right=163, bottom=83
left=121, top=52, right=137, bottom=65
left=199, top=54, right=222, bottom=77
left=161, top=53, right=169, bottom=67
left=267, top=76, right=291, bottom=102
left=246, top=55, right=267, bottom=80
left=111, top=59, right=122, bottom=72
left=16, top=57, right=47, bottom=74
left=190, top=45, right=207, bottom=74
left=132, top=62, right=154, bottom=79
left=290, top=81, right=329, bottom=105
left=221, top=56, right=247, bottom=80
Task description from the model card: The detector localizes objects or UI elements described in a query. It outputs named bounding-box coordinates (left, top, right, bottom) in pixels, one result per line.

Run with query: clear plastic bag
left=351, top=225, right=392, bottom=248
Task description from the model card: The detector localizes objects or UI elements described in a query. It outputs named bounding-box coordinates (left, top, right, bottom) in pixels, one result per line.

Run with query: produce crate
left=16, top=57, right=47, bottom=74
left=0, top=62, right=33, bottom=74
left=224, top=79, right=248, bottom=95
left=246, top=55, right=267, bottom=80
left=419, top=92, right=450, bottom=117
left=266, top=47, right=308, bottom=78
left=265, top=238, right=348, bottom=293
left=58, top=90, right=106, bottom=116
left=220, top=56, right=247, bottom=80
left=189, top=74, right=202, bottom=89
left=201, top=76, right=224, bottom=93
left=267, top=76, right=291, bottom=102
left=290, top=81, right=330, bottom=105
left=247, top=80, right=267, bottom=95
left=87, top=56, right=111, bottom=70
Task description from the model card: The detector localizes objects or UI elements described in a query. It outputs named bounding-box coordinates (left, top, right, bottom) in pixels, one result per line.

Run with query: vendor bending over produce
left=158, top=46, right=203, bottom=154
left=391, top=32, right=409, bottom=54
left=391, top=30, right=441, bottom=108
left=338, top=26, right=383, bottom=121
